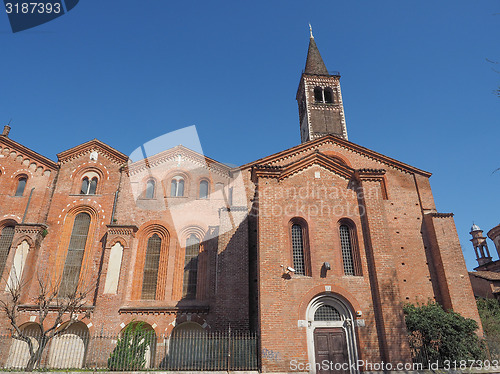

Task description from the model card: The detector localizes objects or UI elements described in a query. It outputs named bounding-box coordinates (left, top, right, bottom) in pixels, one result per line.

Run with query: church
left=0, top=31, right=481, bottom=373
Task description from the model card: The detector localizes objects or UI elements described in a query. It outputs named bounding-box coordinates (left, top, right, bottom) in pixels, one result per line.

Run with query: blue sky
left=0, top=0, right=498, bottom=270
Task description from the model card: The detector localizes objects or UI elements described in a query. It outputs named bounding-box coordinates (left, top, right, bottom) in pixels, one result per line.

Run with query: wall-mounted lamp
left=356, top=311, right=363, bottom=317
left=281, top=265, right=296, bottom=274
left=320, top=262, right=331, bottom=278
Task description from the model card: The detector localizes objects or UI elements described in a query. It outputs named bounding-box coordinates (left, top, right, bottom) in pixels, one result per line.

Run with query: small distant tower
left=296, top=25, right=348, bottom=143
left=471, top=224, right=492, bottom=266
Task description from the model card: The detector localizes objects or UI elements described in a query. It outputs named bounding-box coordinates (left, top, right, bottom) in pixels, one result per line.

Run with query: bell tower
left=470, top=224, right=492, bottom=267
left=297, top=26, right=348, bottom=143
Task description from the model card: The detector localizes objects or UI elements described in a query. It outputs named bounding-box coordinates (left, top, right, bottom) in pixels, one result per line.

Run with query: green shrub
left=404, top=302, right=485, bottom=363
left=108, top=322, right=154, bottom=371
left=477, top=298, right=500, bottom=338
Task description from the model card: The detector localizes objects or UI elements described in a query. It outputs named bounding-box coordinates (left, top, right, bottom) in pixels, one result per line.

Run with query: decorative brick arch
left=11, top=235, right=35, bottom=251
left=56, top=199, right=106, bottom=226
left=163, top=169, right=191, bottom=197
left=165, top=314, right=211, bottom=335
left=108, top=236, right=128, bottom=249
left=71, top=165, right=106, bottom=195
left=321, top=150, right=352, bottom=168
left=120, top=320, right=157, bottom=335
left=297, top=284, right=362, bottom=321
left=178, top=225, right=205, bottom=243
left=71, top=162, right=109, bottom=181
left=0, top=219, right=18, bottom=229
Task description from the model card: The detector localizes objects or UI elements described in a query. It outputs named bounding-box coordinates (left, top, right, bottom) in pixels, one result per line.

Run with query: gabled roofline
left=251, top=150, right=387, bottom=184
left=57, top=139, right=129, bottom=164
left=125, top=144, right=232, bottom=177
left=0, top=135, right=58, bottom=170
left=240, top=135, right=432, bottom=177
left=252, top=150, right=356, bottom=182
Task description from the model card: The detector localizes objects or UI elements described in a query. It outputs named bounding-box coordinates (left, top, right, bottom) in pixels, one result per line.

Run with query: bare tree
left=0, top=273, right=92, bottom=371
left=486, top=58, right=500, bottom=97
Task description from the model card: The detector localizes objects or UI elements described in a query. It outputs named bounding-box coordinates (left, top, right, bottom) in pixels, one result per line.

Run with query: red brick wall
left=245, top=138, right=482, bottom=371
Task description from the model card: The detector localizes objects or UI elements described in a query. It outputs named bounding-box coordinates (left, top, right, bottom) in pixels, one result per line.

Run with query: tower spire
left=297, top=31, right=348, bottom=142
left=304, top=29, right=329, bottom=76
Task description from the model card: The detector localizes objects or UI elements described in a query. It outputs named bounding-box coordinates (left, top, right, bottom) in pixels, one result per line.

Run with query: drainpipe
left=22, top=188, right=35, bottom=223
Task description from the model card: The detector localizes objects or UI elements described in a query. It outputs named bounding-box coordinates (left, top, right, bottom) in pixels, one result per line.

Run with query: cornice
left=126, top=145, right=231, bottom=178
left=57, top=139, right=128, bottom=165
left=118, top=305, right=210, bottom=315
left=240, top=135, right=431, bottom=178
left=0, top=136, right=58, bottom=171
left=427, top=212, right=454, bottom=218
left=354, top=168, right=386, bottom=182
left=18, top=304, right=95, bottom=312
left=106, top=224, right=139, bottom=237
left=252, top=151, right=356, bottom=182
left=15, top=223, right=48, bottom=235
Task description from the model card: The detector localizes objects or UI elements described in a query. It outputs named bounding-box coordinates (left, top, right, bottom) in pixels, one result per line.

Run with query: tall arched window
left=324, top=88, right=333, bottom=103
left=339, top=223, right=361, bottom=276
left=0, top=226, right=15, bottom=277
left=81, top=177, right=98, bottom=195
left=314, top=87, right=323, bottom=103
left=199, top=180, right=209, bottom=199
left=145, top=180, right=155, bottom=199
left=60, top=213, right=91, bottom=296
left=15, top=177, right=27, bottom=196
left=170, top=177, right=185, bottom=197
left=290, top=219, right=310, bottom=276
left=141, top=234, right=161, bottom=300
left=182, top=234, right=200, bottom=299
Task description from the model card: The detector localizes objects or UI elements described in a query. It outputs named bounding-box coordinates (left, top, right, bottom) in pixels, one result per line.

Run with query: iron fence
left=0, top=329, right=258, bottom=371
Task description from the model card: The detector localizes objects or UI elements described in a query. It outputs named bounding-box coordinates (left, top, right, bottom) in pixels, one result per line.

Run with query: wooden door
left=314, top=328, right=349, bottom=374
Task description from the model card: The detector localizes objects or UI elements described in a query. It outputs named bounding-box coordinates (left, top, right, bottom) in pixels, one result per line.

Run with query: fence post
left=227, top=324, right=231, bottom=371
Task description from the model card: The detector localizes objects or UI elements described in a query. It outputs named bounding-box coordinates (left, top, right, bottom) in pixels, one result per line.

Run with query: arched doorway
left=306, top=295, right=358, bottom=374
left=5, top=323, right=41, bottom=369
left=166, top=322, right=204, bottom=370
left=48, top=321, right=89, bottom=369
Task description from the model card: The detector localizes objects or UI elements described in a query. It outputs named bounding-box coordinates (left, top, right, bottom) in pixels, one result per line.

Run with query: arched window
left=145, top=180, right=155, bottom=199
left=290, top=219, right=310, bottom=276
left=80, top=177, right=89, bottom=195
left=170, top=177, right=185, bottom=197
left=291, top=225, right=305, bottom=275
left=0, top=226, right=15, bottom=277
left=141, top=234, right=161, bottom=300
left=182, top=234, right=199, bottom=299
left=314, top=304, right=342, bottom=321
left=339, top=223, right=361, bottom=276
left=80, top=177, right=98, bottom=195
left=89, top=177, right=98, bottom=195
left=60, top=213, right=91, bottom=296
left=15, top=177, right=27, bottom=196
left=324, top=88, right=333, bottom=103
left=199, top=180, right=209, bottom=199
left=314, top=87, right=323, bottom=103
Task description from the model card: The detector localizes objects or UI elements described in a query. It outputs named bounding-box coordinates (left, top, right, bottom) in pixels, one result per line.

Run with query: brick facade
left=0, top=33, right=482, bottom=373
